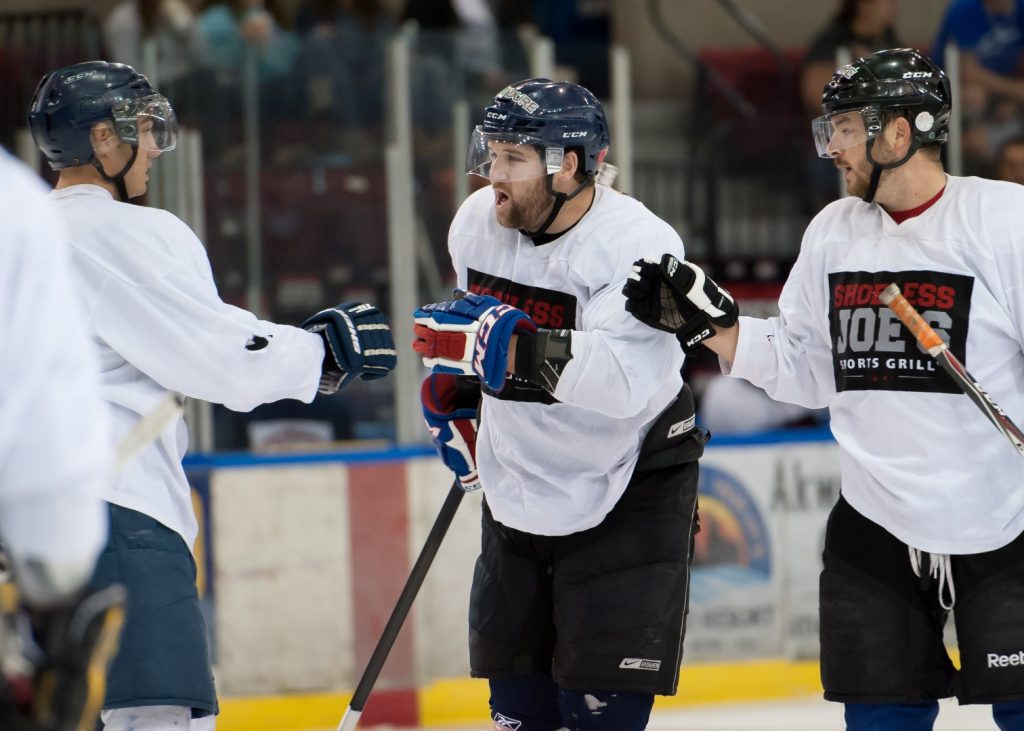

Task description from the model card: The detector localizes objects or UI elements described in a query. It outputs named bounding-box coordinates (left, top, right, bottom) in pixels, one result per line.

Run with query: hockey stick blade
left=337, top=480, right=465, bottom=731
left=880, top=283, right=1024, bottom=457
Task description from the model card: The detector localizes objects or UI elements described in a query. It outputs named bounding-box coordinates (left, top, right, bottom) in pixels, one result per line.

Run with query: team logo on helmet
left=496, top=85, right=540, bottom=114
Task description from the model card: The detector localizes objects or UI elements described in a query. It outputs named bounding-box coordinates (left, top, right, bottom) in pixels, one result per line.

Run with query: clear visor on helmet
left=811, top=107, right=878, bottom=158
left=465, top=127, right=564, bottom=182
left=112, top=94, right=178, bottom=153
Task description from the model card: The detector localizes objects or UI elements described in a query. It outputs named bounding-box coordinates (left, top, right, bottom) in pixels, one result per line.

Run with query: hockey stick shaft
left=114, top=392, right=186, bottom=471
left=879, top=284, right=1024, bottom=457
left=337, top=481, right=465, bottom=731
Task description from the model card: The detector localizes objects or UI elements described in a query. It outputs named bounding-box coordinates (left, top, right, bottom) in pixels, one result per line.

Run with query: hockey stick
left=337, top=480, right=465, bottom=731
left=114, top=392, right=186, bottom=470
left=880, top=283, right=1024, bottom=457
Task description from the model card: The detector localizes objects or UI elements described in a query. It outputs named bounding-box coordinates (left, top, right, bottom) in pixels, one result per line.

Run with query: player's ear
left=555, top=149, right=580, bottom=185
left=90, top=121, right=118, bottom=157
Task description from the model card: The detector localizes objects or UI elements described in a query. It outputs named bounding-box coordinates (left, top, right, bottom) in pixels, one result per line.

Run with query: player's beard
left=494, top=177, right=554, bottom=231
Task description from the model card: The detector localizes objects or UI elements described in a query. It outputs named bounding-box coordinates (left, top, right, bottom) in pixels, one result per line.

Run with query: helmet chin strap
left=92, top=145, right=139, bottom=202
left=861, top=136, right=918, bottom=204
left=519, top=173, right=594, bottom=239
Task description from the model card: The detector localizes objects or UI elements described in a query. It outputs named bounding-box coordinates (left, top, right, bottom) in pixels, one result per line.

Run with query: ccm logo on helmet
left=563, top=131, right=587, bottom=138
left=903, top=71, right=933, bottom=78
left=486, top=111, right=508, bottom=121
left=64, top=71, right=94, bottom=84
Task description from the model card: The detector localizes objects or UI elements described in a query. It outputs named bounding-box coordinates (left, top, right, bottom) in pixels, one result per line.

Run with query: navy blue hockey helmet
left=811, top=48, right=951, bottom=158
left=28, top=60, right=177, bottom=170
left=466, top=78, right=610, bottom=181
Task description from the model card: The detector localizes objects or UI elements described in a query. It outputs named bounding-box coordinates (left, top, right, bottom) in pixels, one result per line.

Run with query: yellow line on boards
left=215, top=658, right=837, bottom=730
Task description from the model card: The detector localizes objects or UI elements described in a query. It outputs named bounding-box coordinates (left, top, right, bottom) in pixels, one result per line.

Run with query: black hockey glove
left=0, top=583, right=126, bottom=731
left=302, top=301, right=398, bottom=394
left=623, top=254, right=738, bottom=353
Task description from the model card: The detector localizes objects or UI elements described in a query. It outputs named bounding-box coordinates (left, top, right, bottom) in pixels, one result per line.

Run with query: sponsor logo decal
left=988, top=651, right=1024, bottom=668
left=619, top=657, right=662, bottom=671
left=467, top=269, right=576, bottom=329
left=828, top=270, right=974, bottom=393
left=493, top=712, right=523, bottom=729
left=667, top=415, right=696, bottom=438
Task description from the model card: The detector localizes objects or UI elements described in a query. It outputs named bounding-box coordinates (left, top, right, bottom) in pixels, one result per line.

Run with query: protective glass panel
left=811, top=107, right=874, bottom=158
left=465, top=127, right=558, bottom=182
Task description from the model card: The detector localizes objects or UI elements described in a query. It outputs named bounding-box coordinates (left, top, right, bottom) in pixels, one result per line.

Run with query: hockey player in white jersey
left=624, top=48, right=1024, bottom=730
left=27, top=60, right=398, bottom=730
left=412, top=79, right=708, bottom=731
left=0, top=148, right=125, bottom=731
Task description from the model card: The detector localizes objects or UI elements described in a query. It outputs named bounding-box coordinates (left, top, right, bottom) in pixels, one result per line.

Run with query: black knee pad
left=955, top=574, right=1024, bottom=703
left=820, top=565, right=954, bottom=702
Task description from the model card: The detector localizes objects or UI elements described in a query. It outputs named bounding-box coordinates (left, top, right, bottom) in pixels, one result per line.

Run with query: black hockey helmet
left=812, top=48, right=950, bottom=203
left=28, top=60, right=176, bottom=170
left=813, top=48, right=951, bottom=158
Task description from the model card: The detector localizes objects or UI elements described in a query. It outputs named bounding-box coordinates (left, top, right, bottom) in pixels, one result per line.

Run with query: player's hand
left=412, top=291, right=537, bottom=392
left=302, top=301, right=398, bottom=394
left=623, top=255, right=738, bottom=352
left=421, top=374, right=481, bottom=491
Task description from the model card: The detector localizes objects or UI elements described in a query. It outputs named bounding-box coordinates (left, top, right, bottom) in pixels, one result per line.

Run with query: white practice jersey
left=0, top=152, right=109, bottom=576
left=729, top=175, right=1024, bottom=554
left=51, top=184, right=324, bottom=549
left=450, top=184, right=686, bottom=536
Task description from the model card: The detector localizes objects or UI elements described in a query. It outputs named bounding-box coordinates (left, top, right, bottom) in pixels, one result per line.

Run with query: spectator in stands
left=800, top=0, right=901, bottom=211
left=197, top=0, right=301, bottom=162
left=995, top=134, right=1024, bottom=183
left=800, top=0, right=901, bottom=116
left=934, top=0, right=1024, bottom=173
left=198, top=0, right=298, bottom=81
left=104, top=0, right=203, bottom=85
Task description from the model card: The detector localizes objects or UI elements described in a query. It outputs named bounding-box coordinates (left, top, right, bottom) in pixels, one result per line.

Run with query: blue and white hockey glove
left=302, top=301, right=398, bottom=394
left=421, top=374, right=481, bottom=491
left=412, top=291, right=537, bottom=392
left=623, top=254, right=738, bottom=353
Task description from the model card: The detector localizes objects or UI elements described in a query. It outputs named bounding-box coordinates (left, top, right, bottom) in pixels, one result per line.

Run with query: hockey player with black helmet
left=624, top=48, right=1024, bottom=730
left=412, top=78, right=707, bottom=730
left=27, top=60, right=398, bottom=730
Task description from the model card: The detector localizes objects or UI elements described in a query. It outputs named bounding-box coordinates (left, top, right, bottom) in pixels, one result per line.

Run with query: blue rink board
left=183, top=426, right=835, bottom=469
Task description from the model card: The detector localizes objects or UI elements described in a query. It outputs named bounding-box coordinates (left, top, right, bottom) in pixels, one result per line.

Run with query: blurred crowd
left=4, top=0, right=1024, bottom=441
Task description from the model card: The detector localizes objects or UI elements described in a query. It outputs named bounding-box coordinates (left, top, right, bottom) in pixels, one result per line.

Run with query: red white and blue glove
left=412, top=291, right=537, bottom=392
left=421, top=374, right=481, bottom=491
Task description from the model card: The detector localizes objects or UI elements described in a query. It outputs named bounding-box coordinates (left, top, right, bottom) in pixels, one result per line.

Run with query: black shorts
left=820, top=495, right=1024, bottom=705
left=468, top=461, right=699, bottom=696
left=90, top=505, right=218, bottom=715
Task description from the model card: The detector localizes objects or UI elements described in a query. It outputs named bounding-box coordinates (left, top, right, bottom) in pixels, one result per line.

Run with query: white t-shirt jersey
left=729, top=175, right=1024, bottom=554
left=449, top=184, right=686, bottom=536
left=0, top=152, right=109, bottom=572
left=52, top=184, right=324, bottom=549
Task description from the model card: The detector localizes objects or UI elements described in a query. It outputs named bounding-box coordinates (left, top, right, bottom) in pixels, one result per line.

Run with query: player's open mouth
left=494, top=190, right=510, bottom=208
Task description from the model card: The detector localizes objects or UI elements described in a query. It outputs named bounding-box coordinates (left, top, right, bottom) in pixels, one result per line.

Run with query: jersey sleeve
left=0, top=164, right=109, bottom=572
left=90, top=225, right=324, bottom=413
left=726, top=224, right=838, bottom=410
left=552, top=278, right=684, bottom=417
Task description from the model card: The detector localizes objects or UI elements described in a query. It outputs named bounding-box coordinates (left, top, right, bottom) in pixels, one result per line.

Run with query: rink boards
left=183, top=429, right=839, bottom=728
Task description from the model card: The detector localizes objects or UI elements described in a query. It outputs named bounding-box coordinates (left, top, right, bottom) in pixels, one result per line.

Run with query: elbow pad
left=514, top=329, right=573, bottom=393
